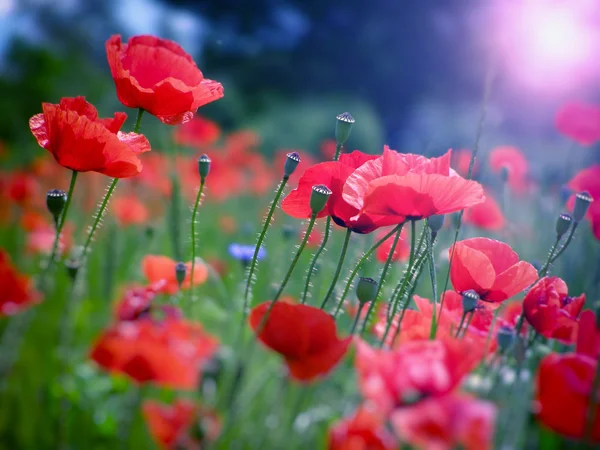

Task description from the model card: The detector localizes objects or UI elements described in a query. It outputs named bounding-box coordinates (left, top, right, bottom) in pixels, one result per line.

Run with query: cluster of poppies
left=0, top=30, right=599, bottom=450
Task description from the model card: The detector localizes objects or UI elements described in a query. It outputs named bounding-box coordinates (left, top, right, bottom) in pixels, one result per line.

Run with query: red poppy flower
left=106, top=35, right=224, bottom=125
left=26, top=222, right=73, bottom=258
left=375, top=226, right=410, bottom=263
left=555, top=102, right=600, bottom=147
left=488, top=146, right=529, bottom=192
left=249, top=302, right=351, bottom=382
left=0, top=249, right=41, bottom=317
left=390, top=394, right=496, bottom=450
left=113, top=281, right=167, bottom=321
left=282, top=151, right=398, bottom=233
left=20, top=210, right=48, bottom=232
left=523, top=277, right=585, bottom=343
left=112, top=194, right=150, bottom=227
left=343, top=147, right=484, bottom=223
left=536, top=353, right=600, bottom=442
left=142, top=399, right=221, bottom=450
left=498, top=301, right=528, bottom=336
left=174, top=116, right=221, bottom=148
left=320, top=139, right=338, bottom=160
left=90, top=317, right=219, bottom=389
left=355, top=338, right=481, bottom=415
left=568, top=165, right=600, bottom=240
left=576, top=310, right=600, bottom=359
left=449, top=238, right=537, bottom=303
left=463, top=190, right=505, bottom=231
left=452, top=149, right=478, bottom=178
left=29, top=97, right=150, bottom=178
left=328, top=406, right=397, bottom=450
left=142, top=255, right=208, bottom=295
left=4, top=172, right=40, bottom=207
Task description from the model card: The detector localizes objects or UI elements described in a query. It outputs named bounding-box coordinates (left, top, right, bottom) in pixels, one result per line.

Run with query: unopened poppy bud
left=310, top=184, right=332, bottom=214
left=462, top=290, right=479, bottom=313
left=284, top=152, right=301, bottom=179
left=573, top=191, right=593, bottom=223
left=497, top=326, right=514, bottom=352
left=198, top=154, right=211, bottom=182
left=282, top=224, right=296, bottom=240
left=64, top=259, right=80, bottom=281
left=175, top=262, right=187, bottom=287
left=145, top=226, right=155, bottom=240
left=428, top=214, right=445, bottom=233
left=555, top=213, right=572, bottom=238
left=500, top=166, right=509, bottom=183
left=46, top=189, right=67, bottom=227
left=335, top=112, right=355, bottom=145
left=356, top=277, right=378, bottom=304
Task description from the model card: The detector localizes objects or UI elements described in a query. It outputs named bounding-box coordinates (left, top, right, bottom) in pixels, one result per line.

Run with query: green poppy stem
left=189, top=180, right=206, bottom=301
left=320, top=228, right=352, bottom=309
left=81, top=178, right=119, bottom=260
left=302, top=216, right=331, bottom=304
left=349, top=303, right=366, bottom=335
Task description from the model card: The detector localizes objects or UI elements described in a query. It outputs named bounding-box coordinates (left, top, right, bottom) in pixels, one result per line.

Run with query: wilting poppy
left=449, top=238, right=537, bottom=303
left=568, top=165, right=600, bottom=239
left=112, top=194, right=150, bottom=227
left=390, top=394, right=496, bottom=450
left=113, top=280, right=168, bottom=321
left=355, top=338, right=481, bottom=415
left=174, top=116, right=221, bottom=148
left=327, top=406, right=397, bottom=450
left=555, top=101, right=600, bottom=147
left=375, top=226, right=410, bottom=263
left=463, top=190, right=505, bottom=231
left=29, top=97, right=150, bottom=178
left=488, top=146, right=529, bottom=192
left=282, top=151, right=398, bottom=234
left=142, top=255, right=208, bottom=295
left=536, top=353, right=600, bottom=442
left=142, top=399, right=221, bottom=450
left=576, top=310, right=600, bottom=359
left=523, top=277, right=585, bottom=343
left=249, top=302, right=351, bottom=382
left=0, top=249, right=41, bottom=317
left=90, top=317, right=219, bottom=389
left=106, top=35, right=224, bottom=125
left=343, top=147, right=484, bottom=223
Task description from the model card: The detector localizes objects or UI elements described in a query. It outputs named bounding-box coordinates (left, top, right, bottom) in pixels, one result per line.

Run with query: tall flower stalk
left=189, top=155, right=210, bottom=301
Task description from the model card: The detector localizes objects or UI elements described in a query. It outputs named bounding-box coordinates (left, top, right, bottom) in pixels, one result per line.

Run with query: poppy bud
left=46, top=189, right=67, bottom=227
left=64, top=259, right=80, bottom=281
left=500, top=166, right=509, bottom=183
left=356, top=277, right=378, bottom=304
left=428, top=214, right=445, bottom=234
left=497, top=326, right=514, bottom=352
left=335, top=112, right=355, bottom=145
left=198, top=154, right=211, bottom=183
left=573, top=191, right=593, bottom=223
left=284, top=152, right=301, bottom=178
left=310, top=184, right=332, bottom=215
left=461, top=290, right=479, bottom=313
left=555, top=213, right=572, bottom=238
left=145, top=226, right=155, bottom=240
left=282, top=224, right=296, bottom=240
left=175, top=262, right=187, bottom=287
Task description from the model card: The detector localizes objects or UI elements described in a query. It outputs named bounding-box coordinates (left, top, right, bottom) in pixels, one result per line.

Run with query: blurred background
left=1, top=0, right=599, bottom=167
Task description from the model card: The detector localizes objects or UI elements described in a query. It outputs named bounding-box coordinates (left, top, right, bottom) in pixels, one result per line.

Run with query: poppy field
left=1, top=31, right=600, bottom=450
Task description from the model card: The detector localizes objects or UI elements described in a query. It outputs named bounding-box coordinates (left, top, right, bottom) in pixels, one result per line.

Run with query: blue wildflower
left=228, top=243, right=266, bottom=266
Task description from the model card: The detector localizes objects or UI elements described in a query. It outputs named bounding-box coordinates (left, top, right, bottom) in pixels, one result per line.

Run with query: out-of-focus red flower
left=90, top=317, right=219, bottom=389
left=20, top=210, right=48, bottom=232
left=5, top=172, right=40, bottom=207
left=375, top=226, right=410, bottom=263
left=328, top=406, right=397, bottom=450
left=498, top=301, right=528, bottom=336
left=112, top=194, right=150, bottom=227
left=452, top=149, right=478, bottom=178
left=449, top=238, right=537, bottom=303
left=568, top=165, right=600, bottom=240
left=135, top=152, right=173, bottom=196
left=249, top=302, right=351, bottom=382
left=283, top=151, right=398, bottom=234
left=355, top=339, right=481, bottom=415
left=174, top=116, right=221, bottom=148
left=113, top=281, right=167, bottom=321
left=555, top=102, right=600, bottom=147
left=488, top=146, right=529, bottom=193
left=106, top=35, right=224, bottom=125
left=0, top=249, right=41, bottom=317
left=390, top=394, right=496, bottom=450
left=576, top=310, right=600, bottom=359
left=320, top=139, right=338, bottom=160
left=143, top=399, right=221, bottom=450
left=536, top=353, right=600, bottom=442
left=26, top=222, right=73, bottom=257
left=304, top=224, right=324, bottom=248
left=142, top=255, right=208, bottom=295
left=218, top=215, right=237, bottom=234
left=343, top=147, right=484, bottom=223
left=523, top=277, right=585, bottom=343
left=29, top=97, right=150, bottom=178
left=464, top=190, right=505, bottom=231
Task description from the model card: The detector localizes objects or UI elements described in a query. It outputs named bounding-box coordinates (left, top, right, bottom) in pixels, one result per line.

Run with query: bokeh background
left=1, top=0, right=599, bottom=169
